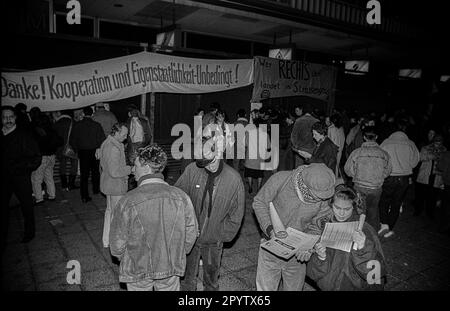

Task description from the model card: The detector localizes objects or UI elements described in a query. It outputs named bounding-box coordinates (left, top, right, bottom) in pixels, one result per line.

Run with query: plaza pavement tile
left=2, top=177, right=450, bottom=291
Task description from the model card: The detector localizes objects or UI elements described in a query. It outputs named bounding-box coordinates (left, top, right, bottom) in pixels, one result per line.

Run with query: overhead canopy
left=1, top=51, right=254, bottom=111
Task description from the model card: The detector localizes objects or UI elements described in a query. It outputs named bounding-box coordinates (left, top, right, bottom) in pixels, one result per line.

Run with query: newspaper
left=261, top=227, right=320, bottom=260
left=319, top=221, right=359, bottom=253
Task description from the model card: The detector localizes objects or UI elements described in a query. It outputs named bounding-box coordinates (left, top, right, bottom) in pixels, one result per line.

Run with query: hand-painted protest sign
left=1, top=51, right=254, bottom=111
left=251, top=56, right=337, bottom=103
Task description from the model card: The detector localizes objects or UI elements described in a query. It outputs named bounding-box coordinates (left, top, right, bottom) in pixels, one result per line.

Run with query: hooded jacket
left=380, top=131, right=420, bottom=176
left=306, top=211, right=387, bottom=291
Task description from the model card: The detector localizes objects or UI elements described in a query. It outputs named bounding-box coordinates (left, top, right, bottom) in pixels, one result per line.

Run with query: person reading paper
left=306, top=185, right=387, bottom=291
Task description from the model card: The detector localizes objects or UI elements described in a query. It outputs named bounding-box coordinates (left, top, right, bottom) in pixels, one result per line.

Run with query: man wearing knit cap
left=253, top=163, right=336, bottom=291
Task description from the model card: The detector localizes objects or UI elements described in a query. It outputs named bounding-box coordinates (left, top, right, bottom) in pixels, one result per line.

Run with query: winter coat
left=306, top=211, right=387, bottom=291
left=345, top=141, right=392, bottom=189
left=307, top=137, right=338, bottom=172
left=174, top=162, right=245, bottom=244
left=381, top=131, right=420, bottom=176
left=99, top=135, right=131, bottom=195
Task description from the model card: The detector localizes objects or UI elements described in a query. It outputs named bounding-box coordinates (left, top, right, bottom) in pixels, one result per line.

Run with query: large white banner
left=1, top=51, right=254, bottom=111
left=251, top=56, right=337, bottom=103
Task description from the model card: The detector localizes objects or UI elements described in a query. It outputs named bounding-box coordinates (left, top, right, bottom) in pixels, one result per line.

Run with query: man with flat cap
left=253, top=163, right=336, bottom=291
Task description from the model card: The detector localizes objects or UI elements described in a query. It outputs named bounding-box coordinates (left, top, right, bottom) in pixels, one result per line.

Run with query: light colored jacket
left=99, top=135, right=131, bottom=195
left=416, top=143, right=446, bottom=188
left=328, top=125, right=345, bottom=175
left=345, top=141, right=392, bottom=189
left=381, top=131, right=420, bottom=176
left=110, top=175, right=199, bottom=283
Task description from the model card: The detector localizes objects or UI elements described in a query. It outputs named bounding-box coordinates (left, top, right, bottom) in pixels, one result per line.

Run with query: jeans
left=256, top=243, right=306, bottom=291
left=181, top=242, right=223, bottom=291
left=354, top=185, right=382, bottom=231
left=1, top=175, right=35, bottom=252
left=127, top=276, right=180, bottom=291
left=78, top=149, right=100, bottom=200
left=379, top=176, right=409, bottom=230
left=31, top=155, right=56, bottom=202
left=103, top=195, right=122, bottom=248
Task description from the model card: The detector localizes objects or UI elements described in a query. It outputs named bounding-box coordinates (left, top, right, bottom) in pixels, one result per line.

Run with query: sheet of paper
left=261, top=227, right=320, bottom=260
left=320, top=221, right=359, bottom=253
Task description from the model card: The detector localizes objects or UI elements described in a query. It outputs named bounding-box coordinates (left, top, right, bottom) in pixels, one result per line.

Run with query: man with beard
left=175, top=113, right=245, bottom=291
left=1, top=106, right=41, bottom=248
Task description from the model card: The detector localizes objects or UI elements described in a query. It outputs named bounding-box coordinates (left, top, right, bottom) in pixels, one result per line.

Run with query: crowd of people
left=1, top=99, right=449, bottom=291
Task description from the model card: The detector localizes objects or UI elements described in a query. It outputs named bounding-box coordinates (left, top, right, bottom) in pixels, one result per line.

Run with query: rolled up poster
left=269, top=202, right=287, bottom=238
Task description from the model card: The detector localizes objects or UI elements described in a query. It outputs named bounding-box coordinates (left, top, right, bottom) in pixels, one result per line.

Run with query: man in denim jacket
left=344, top=126, right=392, bottom=231
left=110, top=144, right=198, bottom=291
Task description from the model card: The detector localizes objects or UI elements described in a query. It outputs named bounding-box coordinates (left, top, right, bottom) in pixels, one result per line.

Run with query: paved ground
left=2, top=173, right=450, bottom=291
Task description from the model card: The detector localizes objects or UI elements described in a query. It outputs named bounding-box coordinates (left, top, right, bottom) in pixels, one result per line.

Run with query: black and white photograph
left=1, top=0, right=449, bottom=295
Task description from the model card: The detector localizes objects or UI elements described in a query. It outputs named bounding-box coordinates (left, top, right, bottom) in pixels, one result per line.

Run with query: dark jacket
left=306, top=211, right=387, bottom=291
left=1, top=127, right=41, bottom=177
left=437, top=151, right=450, bottom=186
left=32, top=121, right=63, bottom=156
left=174, top=162, right=245, bottom=244
left=110, top=174, right=199, bottom=283
left=290, top=114, right=319, bottom=154
left=307, top=137, right=338, bottom=172
left=70, top=117, right=105, bottom=151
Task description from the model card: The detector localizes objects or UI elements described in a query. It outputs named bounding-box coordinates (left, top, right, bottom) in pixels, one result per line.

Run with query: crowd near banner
left=1, top=51, right=254, bottom=111
left=251, top=56, right=337, bottom=103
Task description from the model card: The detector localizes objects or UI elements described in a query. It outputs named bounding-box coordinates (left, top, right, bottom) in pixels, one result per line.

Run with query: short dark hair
left=83, top=106, right=93, bottom=116
left=1, top=105, right=16, bottom=115
left=110, top=123, right=128, bottom=136
left=236, top=109, right=246, bottom=118
left=363, top=126, right=378, bottom=141
left=136, top=144, right=167, bottom=173
left=302, top=102, right=313, bottom=114
left=312, top=121, right=328, bottom=136
left=330, top=113, right=342, bottom=128
left=15, top=103, right=27, bottom=112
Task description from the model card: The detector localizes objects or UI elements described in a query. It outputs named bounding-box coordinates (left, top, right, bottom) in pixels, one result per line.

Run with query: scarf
left=200, top=160, right=224, bottom=219
left=292, top=165, right=319, bottom=203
